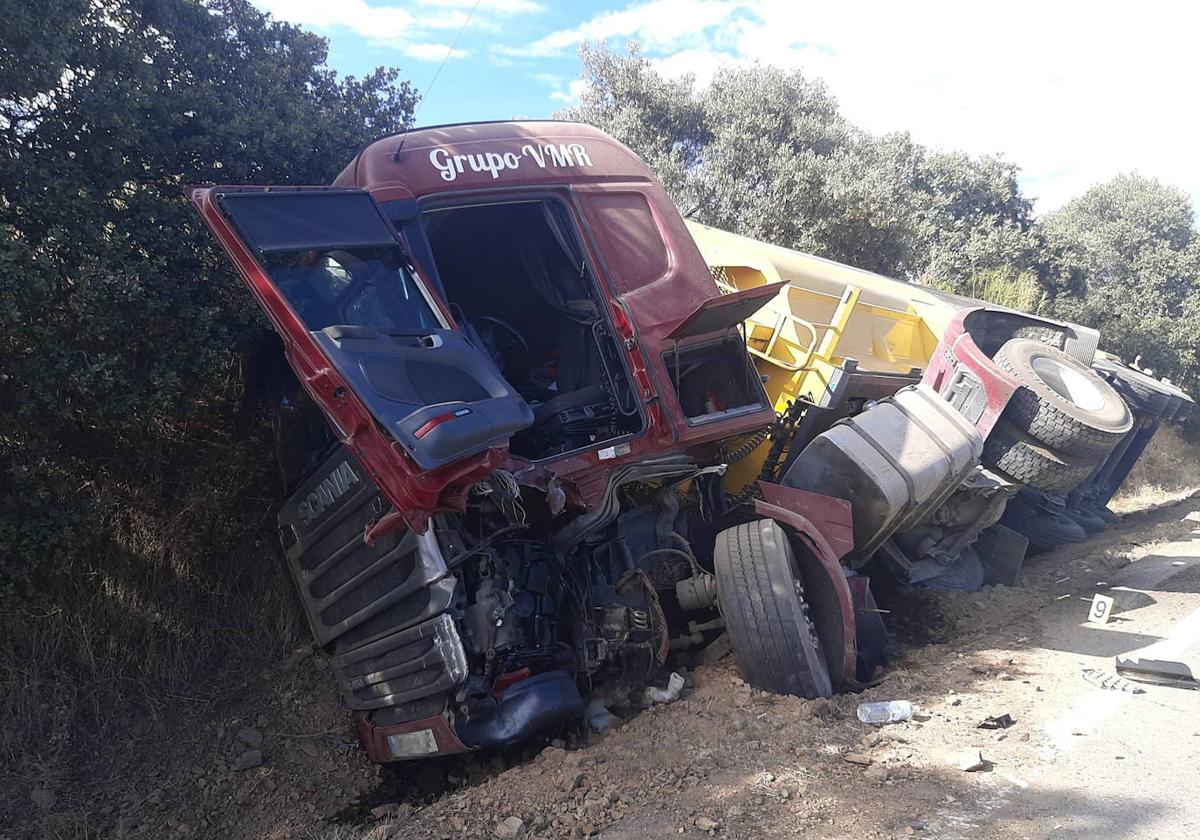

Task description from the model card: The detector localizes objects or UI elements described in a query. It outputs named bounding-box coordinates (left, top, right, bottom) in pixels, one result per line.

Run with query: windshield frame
left=215, top=187, right=451, bottom=335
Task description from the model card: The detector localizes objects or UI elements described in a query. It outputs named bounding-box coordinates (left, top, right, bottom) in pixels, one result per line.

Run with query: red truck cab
left=189, top=121, right=853, bottom=763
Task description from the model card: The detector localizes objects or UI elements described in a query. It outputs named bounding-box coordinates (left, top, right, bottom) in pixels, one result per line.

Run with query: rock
left=281, top=647, right=312, bottom=671
left=863, top=765, right=889, bottom=783
left=843, top=752, right=873, bottom=766
left=695, top=817, right=719, bottom=831
left=237, top=727, right=263, bottom=749
left=560, top=771, right=585, bottom=792
left=860, top=732, right=884, bottom=748
left=30, top=785, right=55, bottom=810
left=807, top=698, right=834, bottom=718
left=233, top=749, right=263, bottom=771
left=495, top=816, right=525, bottom=838
left=958, top=750, right=986, bottom=772
left=371, top=803, right=400, bottom=819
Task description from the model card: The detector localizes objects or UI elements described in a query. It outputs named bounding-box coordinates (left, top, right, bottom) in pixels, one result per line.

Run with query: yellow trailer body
left=685, top=221, right=970, bottom=488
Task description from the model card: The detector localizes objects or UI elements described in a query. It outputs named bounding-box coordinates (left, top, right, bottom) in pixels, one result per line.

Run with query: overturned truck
left=190, top=121, right=1190, bottom=763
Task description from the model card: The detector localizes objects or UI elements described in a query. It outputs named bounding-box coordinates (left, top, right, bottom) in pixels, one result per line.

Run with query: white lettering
left=429, top=143, right=595, bottom=182
left=521, top=143, right=545, bottom=167
left=569, top=144, right=593, bottom=166
left=429, top=148, right=457, bottom=182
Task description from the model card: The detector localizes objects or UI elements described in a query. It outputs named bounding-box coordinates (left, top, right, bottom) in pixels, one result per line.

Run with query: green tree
left=1043, top=173, right=1200, bottom=389
left=0, top=0, right=417, bottom=592
left=560, top=44, right=1045, bottom=292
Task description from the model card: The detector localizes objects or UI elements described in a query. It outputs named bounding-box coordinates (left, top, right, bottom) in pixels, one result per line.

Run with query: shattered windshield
left=260, top=247, right=440, bottom=332
left=217, top=189, right=442, bottom=333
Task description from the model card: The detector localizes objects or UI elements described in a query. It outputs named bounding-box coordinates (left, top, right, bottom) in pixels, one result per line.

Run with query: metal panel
left=276, top=445, right=467, bottom=714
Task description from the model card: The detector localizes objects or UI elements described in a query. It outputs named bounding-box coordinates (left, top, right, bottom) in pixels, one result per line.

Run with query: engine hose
left=719, top=426, right=770, bottom=464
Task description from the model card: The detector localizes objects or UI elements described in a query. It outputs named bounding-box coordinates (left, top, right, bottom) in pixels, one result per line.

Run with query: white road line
left=1043, top=604, right=1200, bottom=754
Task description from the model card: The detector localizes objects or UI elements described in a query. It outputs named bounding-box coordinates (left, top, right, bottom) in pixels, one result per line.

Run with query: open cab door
left=188, top=186, right=533, bottom=531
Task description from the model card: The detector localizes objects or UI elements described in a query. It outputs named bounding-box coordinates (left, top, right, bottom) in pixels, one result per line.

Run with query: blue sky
left=254, top=0, right=1200, bottom=214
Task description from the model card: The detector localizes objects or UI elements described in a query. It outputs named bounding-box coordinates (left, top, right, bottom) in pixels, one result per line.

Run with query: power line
left=413, top=0, right=480, bottom=122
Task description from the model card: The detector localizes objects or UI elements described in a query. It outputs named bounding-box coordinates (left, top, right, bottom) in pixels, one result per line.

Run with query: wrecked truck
left=189, top=120, right=1160, bottom=763
left=688, top=222, right=1193, bottom=571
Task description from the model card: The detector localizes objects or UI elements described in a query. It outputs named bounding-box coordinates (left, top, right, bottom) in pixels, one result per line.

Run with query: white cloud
left=255, top=0, right=540, bottom=42
left=526, top=0, right=1200, bottom=212
left=549, top=78, right=589, bottom=104
left=256, top=0, right=413, bottom=39
left=419, top=0, right=544, bottom=11
left=403, top=43, right=469, bottom=61
left=503, top=0, right=739, bottom=57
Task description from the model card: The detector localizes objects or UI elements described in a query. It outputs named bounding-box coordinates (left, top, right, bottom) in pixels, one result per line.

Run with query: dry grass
left=1110, top=424, right=1200, bottom=513
left=923, top=267, right=1047, bottom=314
left=0, top=423, right=304, bottom=797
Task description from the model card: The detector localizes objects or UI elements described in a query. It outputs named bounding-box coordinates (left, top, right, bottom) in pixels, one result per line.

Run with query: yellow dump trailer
left=685, top=221, right=972, bottom=488
left=685, top=221, right=971, bottom=405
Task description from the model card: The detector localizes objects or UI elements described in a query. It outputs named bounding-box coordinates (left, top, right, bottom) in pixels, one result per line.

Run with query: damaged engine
left=277, top=439, right=719, bottom=762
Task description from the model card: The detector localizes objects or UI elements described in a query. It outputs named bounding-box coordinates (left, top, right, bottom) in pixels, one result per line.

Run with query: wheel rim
left=1031, top=356, right=1107, bottom=412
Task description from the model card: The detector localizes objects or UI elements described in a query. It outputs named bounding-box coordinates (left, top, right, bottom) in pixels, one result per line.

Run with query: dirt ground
left=7, top=493, right=1200, bottom=840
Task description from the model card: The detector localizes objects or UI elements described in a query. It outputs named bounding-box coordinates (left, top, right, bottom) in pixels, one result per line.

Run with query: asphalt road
left=961, top=526, right=1200, bottom=839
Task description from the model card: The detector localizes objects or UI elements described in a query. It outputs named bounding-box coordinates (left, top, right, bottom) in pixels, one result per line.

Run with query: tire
left=713, top=520, right=833, bottom=698
left=1092, top=357, right=1174, bottom=417
left=1001, top=506, right=1088, bottom=552
left=1064, top=507, right=1106, bottom=535
left=994, top=339, right=1132, bottom=458
left=982, top=420, right=1099, bottom=493
left=1000, top=493, right=1090, bottom=551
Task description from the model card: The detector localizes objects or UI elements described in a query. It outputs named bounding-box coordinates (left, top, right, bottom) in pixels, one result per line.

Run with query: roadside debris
left=857, top=700, right=915, bottom=724
left=1081, top=668, right=1145, bottom=694
left=977, top=714, right=1016, bottom=730
left=585, top=700, right=622, bottom=732
left=958, top=750, right=987, bottom=772
left=1115, top=654, right=1200, bottom=689
left=642, top=671, right=687, bottom=705
left=494, top=816, right=525, bottom=838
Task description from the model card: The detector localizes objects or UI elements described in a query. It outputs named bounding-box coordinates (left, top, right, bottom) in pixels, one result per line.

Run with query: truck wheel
left=1092, top=357, right=1177, bottom=417
left=994, top=339, right=1132, bottom=459
left=713, top=520, right=833, bottom=699
left=982, top=420, right=1099, bottom=493
left=1001, top=504, right=1088, bottom=552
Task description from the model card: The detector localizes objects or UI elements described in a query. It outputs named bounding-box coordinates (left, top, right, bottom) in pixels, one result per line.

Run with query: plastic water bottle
left=856, top=700, right=914, bottom=725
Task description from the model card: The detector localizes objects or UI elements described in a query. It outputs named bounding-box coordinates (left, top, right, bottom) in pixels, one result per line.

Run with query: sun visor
left=216, top=189, right=398, bottom=254
left=666, top=281, right=785, bottom=340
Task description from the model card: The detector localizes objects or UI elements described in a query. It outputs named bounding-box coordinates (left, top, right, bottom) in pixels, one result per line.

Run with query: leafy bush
left=0, top=0, right=416, bottom=594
